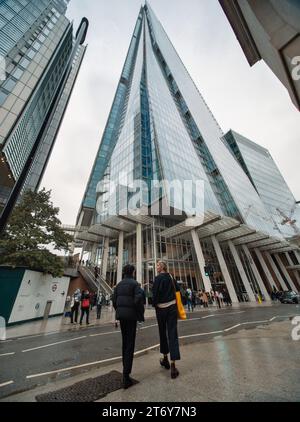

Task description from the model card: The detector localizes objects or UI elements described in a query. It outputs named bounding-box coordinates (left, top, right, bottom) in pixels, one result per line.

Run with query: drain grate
left=35, top=370, right=138, bottom=402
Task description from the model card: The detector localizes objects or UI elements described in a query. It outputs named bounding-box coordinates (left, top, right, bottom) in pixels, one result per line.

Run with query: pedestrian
left=186, top=287, right=193, bottom=312
left=191, top=290, right=196, bottom=310
left=70, top=288, right=81, bottom=324
left=89, top=292, right=94, bottom=310
left=94, top=266, right=99, bottom=280
left=80, top=290, right=90, bottom=325
left=152, top=261, right=180, bottom=380
left=219, top=291, right=224, bottom=306
left=197, top=290, right=203, bottom=307
left=64, top=295, right=72, bottom=318
left=202, top=290, right=209, bottom=308
left=96, top=292, right=103, bottom=320
left=112, top=264, right=144, bottom=389
left=215, top=291, right=221, bottom=309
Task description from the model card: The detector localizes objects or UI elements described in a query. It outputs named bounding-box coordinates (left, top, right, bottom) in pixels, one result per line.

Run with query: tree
left=0, top=189, right=73, bottom=277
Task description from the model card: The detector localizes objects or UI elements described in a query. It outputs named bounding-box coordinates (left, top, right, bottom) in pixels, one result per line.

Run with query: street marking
left=134, top=343, right=160, bottom=354
left=0, top=381, right=14, bottom=388
left=11, top=311, right=247, bottom=342
left=139, top=324, right=158, bottom=330
left=89, top=330, right=120, bottom=337
left=26, top=343, right=163, bottom=380
left=22, top=336, right=87, bottom=353
left=179, top=330, right=223, bottom=339
left=202, top=315, right=215, bottom=319
left=241, top=320, right=269, bottom=325
left=25, top=314, right=297, bottom=380
left=16, top=332, right=59, bottom=341
left=224, top=324, right=241, bottom=332
left=26, top=356, right=122, bottom=379
left=0, top=352, right=15, bottom=357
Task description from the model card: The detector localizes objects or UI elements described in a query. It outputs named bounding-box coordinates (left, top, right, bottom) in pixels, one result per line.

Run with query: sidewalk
left=3, top=319, right=299, bottom=402
left=5, top=302, right=276, bottom=340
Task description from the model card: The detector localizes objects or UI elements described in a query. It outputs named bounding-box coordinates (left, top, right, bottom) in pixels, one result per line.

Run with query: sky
left=41, top=0, right=300, bottom=225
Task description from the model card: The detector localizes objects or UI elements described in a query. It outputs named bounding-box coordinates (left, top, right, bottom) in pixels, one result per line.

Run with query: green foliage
left=0, top=189, right=73, bottom=277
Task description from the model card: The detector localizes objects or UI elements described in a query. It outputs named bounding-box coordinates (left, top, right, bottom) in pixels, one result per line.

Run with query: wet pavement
left=0, top=303, right=299, bottom=401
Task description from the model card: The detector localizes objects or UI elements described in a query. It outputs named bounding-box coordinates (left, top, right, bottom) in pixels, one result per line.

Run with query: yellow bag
left=176, top=290, right=187, bottom=320
left=170, top=274, right=187, bottom=320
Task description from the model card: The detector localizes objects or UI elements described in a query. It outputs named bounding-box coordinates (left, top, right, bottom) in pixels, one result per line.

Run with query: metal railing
left=78, top=265, right=113, bottom=296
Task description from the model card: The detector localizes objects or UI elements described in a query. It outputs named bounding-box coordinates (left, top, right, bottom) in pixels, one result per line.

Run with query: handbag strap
left=169, top=274, right=177, bottom=296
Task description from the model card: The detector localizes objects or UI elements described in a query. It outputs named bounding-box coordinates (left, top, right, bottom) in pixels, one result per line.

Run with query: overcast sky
left=41, top=0, right=300, bottom=225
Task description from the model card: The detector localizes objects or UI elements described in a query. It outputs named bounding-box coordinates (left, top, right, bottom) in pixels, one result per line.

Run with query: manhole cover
left=35, top=371, right=138, bottom=402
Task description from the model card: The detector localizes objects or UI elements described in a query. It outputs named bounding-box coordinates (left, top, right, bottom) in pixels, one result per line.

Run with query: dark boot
left=123, top=375, right=134, bottom=389
left=160, top=356, right=170, bottom=370
left=171, top=363, right=179, bottom=379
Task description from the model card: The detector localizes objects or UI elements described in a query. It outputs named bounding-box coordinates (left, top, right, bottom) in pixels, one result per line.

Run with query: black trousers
left=70, top=302, right=79, bottom=323
left=96, top=304, right=102, bottom=319
left=156, top=304, right=180, bottom=361
left=80, top=308, right=89, bottom=324
left=120, top=320, right=137, bottom=376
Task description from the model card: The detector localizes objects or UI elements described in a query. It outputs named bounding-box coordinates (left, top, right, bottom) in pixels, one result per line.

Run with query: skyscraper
left=77, top=2, right=300, bottom=301
left=223, top=130, right=300, bottom=239
left=0, top=0, right=88, bottom=218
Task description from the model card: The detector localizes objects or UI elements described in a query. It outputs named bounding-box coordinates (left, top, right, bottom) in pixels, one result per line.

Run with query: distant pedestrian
left=201, top=290, right=209, bottom=308
left=186, top=287, right=193, bottom=312
left=94, top=266, right=99, bottom=280
left=96, top=292, right=103, bottom=319
left=70, top=288, right=81, bottom=324
left=224, top=290, right=232, bottom=306
left=80, top=290, right=90, bottom=325
left=113, top=264, right=144, bottom=389
left=152, top=261, right=180, bottom=380
left=215, top=291, right=221, bottom=309
left=192, top=291, right=197, bottom=309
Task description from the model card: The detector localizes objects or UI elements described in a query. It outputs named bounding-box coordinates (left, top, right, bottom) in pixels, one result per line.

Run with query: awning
left=233, top=232, right=269, bottom=246
left=245, top=238, right=281, bottom=249
left=88, top=223, right=119, bottom=239
left=159, top=211, right=221, bottom=238
left=197, top=216, right=240, bottom=239
left=216, top=224, right=256, bottom=243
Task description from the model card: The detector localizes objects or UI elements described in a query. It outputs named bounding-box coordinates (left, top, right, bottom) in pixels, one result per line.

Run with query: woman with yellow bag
left=152, top=261, right=186, bottom=379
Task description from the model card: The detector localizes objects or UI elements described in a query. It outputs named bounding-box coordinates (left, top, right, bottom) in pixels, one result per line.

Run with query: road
left=0, top=304, right=299, bottom=400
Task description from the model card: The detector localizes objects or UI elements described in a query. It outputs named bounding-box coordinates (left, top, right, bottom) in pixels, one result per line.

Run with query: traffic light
left=204, top=265, right=213, bottom=277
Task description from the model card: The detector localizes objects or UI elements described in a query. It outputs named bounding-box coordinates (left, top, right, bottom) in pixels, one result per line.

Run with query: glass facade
left=0, top=0, right=87, bottom=211
left=223, top=130, right=300, bottom=239
left=79, top=3, right=281, bottom=239
left=79, top=3, right=299, bottom=298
